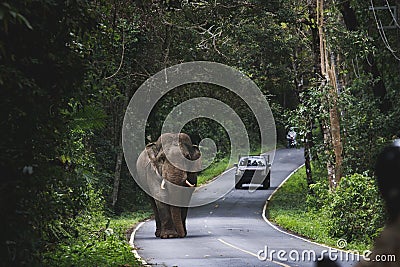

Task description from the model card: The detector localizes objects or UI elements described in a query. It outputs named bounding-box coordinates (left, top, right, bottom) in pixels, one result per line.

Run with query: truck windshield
left=239, top=158, right=265, bottom=166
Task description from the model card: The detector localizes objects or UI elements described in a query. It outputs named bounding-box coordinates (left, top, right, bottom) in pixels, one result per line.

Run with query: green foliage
left=339, top=83, right=393, bottom=175
left=306, top=181, right=331, bottom=211
left=326, top=173, right=385, bottom=244
left=0, top=1, right=109, bottom=264
left=0, top=2, right=32, bottom=32
left=268, top=166, right=381, bottom=251
left=61, top=102, right=107, bottom=132
left=284, top=86, right=330, bottom=160
left=306, top=172, right=386, bottom=245
left=283, top=0, right=400, bottom=182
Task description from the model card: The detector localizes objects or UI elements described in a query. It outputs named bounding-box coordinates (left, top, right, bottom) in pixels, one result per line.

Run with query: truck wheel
left=235, top=177, right=243, bottom=189
left=262, top=172, right=271, bottom=189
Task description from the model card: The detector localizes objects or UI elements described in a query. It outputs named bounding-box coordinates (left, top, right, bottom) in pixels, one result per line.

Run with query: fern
left=68, top=105, right=107, bottom=131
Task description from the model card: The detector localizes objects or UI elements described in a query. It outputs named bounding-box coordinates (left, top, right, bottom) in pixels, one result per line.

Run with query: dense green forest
left=1, top=0, right=400, bottom=265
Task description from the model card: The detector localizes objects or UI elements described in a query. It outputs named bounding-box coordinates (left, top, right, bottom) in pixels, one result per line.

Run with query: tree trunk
left=304, top=127, right=314, bottom=188
left=111, top=88, right=130, bottom=208
left=112, top=148, right=123, bottom=207
left=317, top=0, right=343, bottom=189
left=327, top=53, right=343, bottom=185
left=317, top=0, right=335, bottom=188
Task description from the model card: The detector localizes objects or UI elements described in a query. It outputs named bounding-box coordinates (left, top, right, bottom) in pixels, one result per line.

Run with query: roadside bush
left=306, top=180, right=331, bottom=211
left=326, top=173, right=386, bottom=243
left=306, top=163, right=331, bottom=211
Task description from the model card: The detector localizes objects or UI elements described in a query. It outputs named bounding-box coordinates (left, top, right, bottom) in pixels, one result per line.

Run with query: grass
left=197, top=157, right=230, bottom=185
left=43, top=210, right=152, bottom=267
left=109, top=210, right=152, bottom=241
left=267, top=166, right=370, bottom=252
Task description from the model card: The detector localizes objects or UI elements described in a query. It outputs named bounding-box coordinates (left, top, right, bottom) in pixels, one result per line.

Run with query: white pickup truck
left=234, top=155, right=271, bottom=189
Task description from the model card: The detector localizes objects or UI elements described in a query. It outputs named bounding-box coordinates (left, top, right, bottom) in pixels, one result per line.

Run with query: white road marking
left=217, top=238, right=292, bottom=267
left=129, top=221, right=150, bottom=266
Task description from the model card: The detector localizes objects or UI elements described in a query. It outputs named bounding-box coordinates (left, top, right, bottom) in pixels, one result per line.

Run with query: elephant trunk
left=159, top=161, right=192, bottom=190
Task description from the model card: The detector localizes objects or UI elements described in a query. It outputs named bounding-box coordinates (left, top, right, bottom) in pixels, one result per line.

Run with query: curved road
left=132, top=149, right=358, bottom=267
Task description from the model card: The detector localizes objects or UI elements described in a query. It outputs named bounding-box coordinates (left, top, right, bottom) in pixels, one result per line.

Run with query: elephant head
left=145, top=133, right=201, bottom=190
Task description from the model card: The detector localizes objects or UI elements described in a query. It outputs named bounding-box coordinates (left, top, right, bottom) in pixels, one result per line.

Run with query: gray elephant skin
left=136, top=133, right=201, bottom=238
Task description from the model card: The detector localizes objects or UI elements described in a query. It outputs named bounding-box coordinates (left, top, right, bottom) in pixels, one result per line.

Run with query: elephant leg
left=170, top=206, right=185, bottom=238
left=149, top=197, right=161, bottom=237
left=156, top=201, right=179, bottom=238
left=181, top=207, right=188, bottom=237
left=145, top=170, right=176, bottom=238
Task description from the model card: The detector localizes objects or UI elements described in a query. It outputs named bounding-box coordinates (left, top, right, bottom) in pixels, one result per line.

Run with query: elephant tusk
left=161, top=179, right=166, bottom=190
left=185, top=180, right=195, bottom=187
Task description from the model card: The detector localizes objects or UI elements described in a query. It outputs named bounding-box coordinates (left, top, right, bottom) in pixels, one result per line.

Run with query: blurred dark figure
left=356, top=139, right=400, bottom=267
left=375, top=139, right=400, bottom=224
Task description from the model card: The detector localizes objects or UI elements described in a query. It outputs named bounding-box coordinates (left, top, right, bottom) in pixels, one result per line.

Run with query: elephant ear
left=146, top=142, right=166, bottom=164
left=145, top=142, right=158, bottom=162
left=187, top=145, right=201, bottom=186
left=191, top=145, right=201, bottom=161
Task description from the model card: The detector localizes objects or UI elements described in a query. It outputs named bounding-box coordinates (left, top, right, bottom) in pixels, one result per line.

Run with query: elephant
left=136, top=133, right=201, bottom=238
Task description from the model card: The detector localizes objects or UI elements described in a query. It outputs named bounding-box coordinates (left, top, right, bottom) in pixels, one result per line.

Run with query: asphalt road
left=133, top=148, right=359, bottom=267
